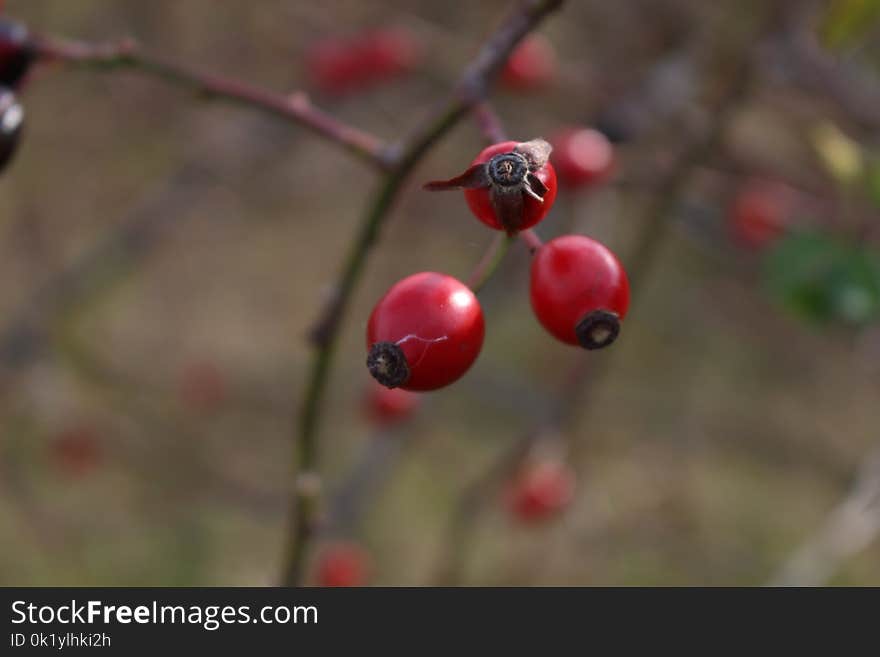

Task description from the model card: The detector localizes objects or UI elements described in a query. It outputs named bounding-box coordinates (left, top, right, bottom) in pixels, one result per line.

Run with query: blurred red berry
left=506, top=460, right=575, bottom=523
left=50, top=425, right=103, bottom=477
left=364, top=380, right=420, bottom=426
left=728, top=180, right=794, bottom=249
left=305, top=28, right=419, bottom=95
left=316, top=543, right=371, bottom=587
left=363, top=28, right=419, bottom=76
left=501, top=35, right=557, bottom=91
left=550, top=127, right=615, bottom=189
left=178, top=361, right=228, bottom=413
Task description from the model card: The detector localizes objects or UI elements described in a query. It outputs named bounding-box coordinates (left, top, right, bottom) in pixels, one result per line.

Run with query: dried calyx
left=366, top=342, right=410, bottom=388
left=423, top=138, right=552, bottom=232
left=575, top=309, right=620, bottom=350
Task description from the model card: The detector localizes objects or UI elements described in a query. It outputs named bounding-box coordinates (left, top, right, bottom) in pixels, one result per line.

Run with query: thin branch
left=769, top=444, right=880, bottom=586
left=473, top=102, right=509, bottom=144
left=467, top=234, right=515, bottom=293
left=280, top=0, right=566, bottom=586
left=33, top=35, right=393, bottom=169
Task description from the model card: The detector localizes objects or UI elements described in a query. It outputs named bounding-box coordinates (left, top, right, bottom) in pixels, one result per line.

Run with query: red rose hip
left=364, top=380, right=420, bottom=426
left=728, top=180, right=794, bottom=249
left=550, top=127, right=615, bottom=189
left=424, top=139, right=558, bottom=234
left=316, top=543, right=370, bottom=587
left=0, top=86, right=22, bottom=172
left=367, top=272, right=484, bottom=391
left=506, top=460, right=575, bottom=523
left=501, top=34, right=557, bottom=91
left=0, top=18, right=34, bottom=89
left=305, top=28, right=419, bottom=95
left=530, top=235, right=630, bottom=349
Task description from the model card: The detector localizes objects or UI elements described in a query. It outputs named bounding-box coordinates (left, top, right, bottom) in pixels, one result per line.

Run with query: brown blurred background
left=1, top=0, right=879, bottom=585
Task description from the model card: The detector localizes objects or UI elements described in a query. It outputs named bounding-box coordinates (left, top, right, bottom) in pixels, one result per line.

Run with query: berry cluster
left=365, top=137, right=630, bottom=392
left=0, top=17, right=32, bottom=174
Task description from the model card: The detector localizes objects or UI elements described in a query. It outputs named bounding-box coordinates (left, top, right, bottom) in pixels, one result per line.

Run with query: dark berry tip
left=367, top=341, right=410, bottom=388
left=575, top=309, right=620, bottom=350
left=488, top=152, right=528, bottom=187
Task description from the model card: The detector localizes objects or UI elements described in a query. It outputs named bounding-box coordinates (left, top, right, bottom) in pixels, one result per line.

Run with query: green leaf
left=763, top=232, right=880, bottom=327
left=821, top=0, right=880, bottom=49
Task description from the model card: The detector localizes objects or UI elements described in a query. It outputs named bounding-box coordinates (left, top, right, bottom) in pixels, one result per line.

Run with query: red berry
left=316, top=543, right=370, bottom=587
left=362, top=28, right=419, bottom=77
left=530, top=235, right=630, bottom=349
left=728, top=180, right=793, bottom=249
left=0, top=18, right=34, bottom=89
left=178, top=361, right=228, bottom=413
left=0, top=86, right=22, bottom=172
left=424, top=139, right=558, bottom=233
left=364, top=380, right=420, bottom=426
left=501, top=35, right=557, bottom=91
left=305, top=28, right=419, bottom=95
left=367, top=272, right=484, bottom=391
left=50, top=425, right=103, bottom=477
left=550, top=127, right=615, bottom=189
left=506, top=460, right=575, bottom=523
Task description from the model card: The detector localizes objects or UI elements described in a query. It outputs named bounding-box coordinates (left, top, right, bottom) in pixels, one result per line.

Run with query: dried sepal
left=515, top=138, right=552, bottom=170
left=423, top=163, right=490, bottom=191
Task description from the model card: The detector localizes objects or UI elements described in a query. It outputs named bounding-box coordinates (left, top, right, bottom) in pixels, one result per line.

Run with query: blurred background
left=1, top=0, right=879, bottom=586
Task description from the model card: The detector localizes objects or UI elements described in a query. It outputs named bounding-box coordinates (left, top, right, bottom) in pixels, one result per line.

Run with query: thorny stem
left=33, top=36, right=394, bottom=169
left=281, top=0, right=566, bottom=586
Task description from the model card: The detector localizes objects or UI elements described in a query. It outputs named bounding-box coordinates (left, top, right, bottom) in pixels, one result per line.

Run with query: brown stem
left=280, top=0, right=566, bottom=587
left=32, top=35, right=393, bottom=169
left=473, top=102, right=509, bottom=144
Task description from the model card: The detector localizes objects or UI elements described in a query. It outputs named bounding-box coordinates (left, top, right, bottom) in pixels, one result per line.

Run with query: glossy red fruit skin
left=364, top=380, right=420, bottom=426
left=367, top=272, right=484, bottom=391
left=550, top=127, right=615, bottom=189
left=530, top=235, right=630, bottom=346
left=0, top=86, right=22, bottom=171
left=316, top=543, right=370, bottom=587
left=501, top=35, right=557, bottom=91
left=464, top=141, right=558, bottom=231
left=51, top=425, right=103, bottom=477
left=0, top=19, right=33, bottom=89
left=729, top=181, right=793, bottom=249
left=506, top=461, right=575, bottom=523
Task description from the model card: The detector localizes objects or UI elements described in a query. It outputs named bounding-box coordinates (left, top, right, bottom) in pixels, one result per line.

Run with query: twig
left=769, top=444, right=880, bottom=586
left=473, top=102, right=509, bottom=144
left=33, top=35, right=393, bottom=169
left=280, top=0, right=566, bottom=587
left=467, top=234, right=515, bottom=293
